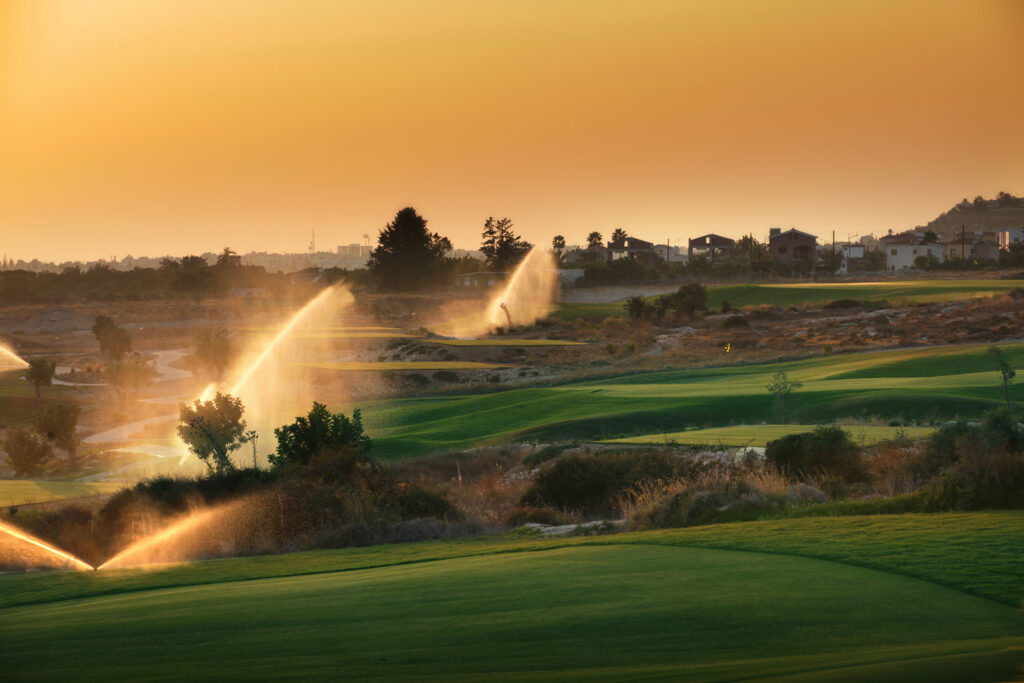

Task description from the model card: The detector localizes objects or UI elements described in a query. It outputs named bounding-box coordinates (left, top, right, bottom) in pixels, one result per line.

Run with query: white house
left=835, top=243, right=865, bottom=274
left=880, top=234, right=946, bottom=271
left=999, top=228, right=1024, bottom=250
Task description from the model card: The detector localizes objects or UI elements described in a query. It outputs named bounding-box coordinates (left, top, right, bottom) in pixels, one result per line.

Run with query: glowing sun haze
left=0, top=0, right=1021, bottom=261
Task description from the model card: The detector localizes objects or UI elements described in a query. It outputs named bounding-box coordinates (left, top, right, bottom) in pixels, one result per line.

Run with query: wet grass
left=0, top=513, right=1020, bottom=681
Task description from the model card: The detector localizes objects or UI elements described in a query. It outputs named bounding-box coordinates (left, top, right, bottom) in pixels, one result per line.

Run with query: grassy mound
left=1, top=515, right=1022, bottom=681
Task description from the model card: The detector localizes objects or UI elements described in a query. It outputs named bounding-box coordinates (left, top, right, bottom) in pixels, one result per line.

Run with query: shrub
left=406, top=373, right=430, bottom=385
left=521, top=450, right=694, bottom=515
left=765, top=426, right=865, bottom=482
left=270, top=402, right=371, bottom=469
left=432, top=370, right=460, bottom=383
left=624, top=296, right=647, bottom=319
left=391, top=484, right=461, bottom=520
left=720, top=299, right=732, bottom=313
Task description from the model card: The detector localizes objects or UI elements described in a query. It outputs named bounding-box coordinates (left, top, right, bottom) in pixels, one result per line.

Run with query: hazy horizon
left=1, top=0, right=1022, bottom=262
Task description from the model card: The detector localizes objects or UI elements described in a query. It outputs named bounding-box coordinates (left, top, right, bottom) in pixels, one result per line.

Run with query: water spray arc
left=0, top=343, right=29, bottom=369
left=0, top=521, right=93, bottom=571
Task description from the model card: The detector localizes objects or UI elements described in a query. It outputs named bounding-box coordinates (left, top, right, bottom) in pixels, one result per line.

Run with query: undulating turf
left=1, top=513, right=1021, bottom=681
left=605, top=423, right=935, bottom=447
left=0, top=480, right=124, bottom=507
left=358, top=343, right=1021, bottom=458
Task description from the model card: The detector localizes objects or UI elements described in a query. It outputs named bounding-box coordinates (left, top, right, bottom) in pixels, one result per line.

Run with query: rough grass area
left=555, top=279, right=1024, bottom=321
left=360, top=343, right=1021, bottom=458
left=300, top=361, right=507, bottom=371
left=0, top=513, right=1021, bottom=681
left=606, top=424, right=936, bottom=447
left=0, top=480, right=124, bottom=507
left=423, top=338, right=585, bottom=346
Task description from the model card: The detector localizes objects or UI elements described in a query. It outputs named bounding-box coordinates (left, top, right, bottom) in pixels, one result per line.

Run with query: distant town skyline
left=1, top=0, right=1021, bottom=262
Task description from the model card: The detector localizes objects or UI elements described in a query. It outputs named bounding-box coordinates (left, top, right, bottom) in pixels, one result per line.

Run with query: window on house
left=890, top=249, right=897, bottom=256
left=778, top=246, right=788, bottom=254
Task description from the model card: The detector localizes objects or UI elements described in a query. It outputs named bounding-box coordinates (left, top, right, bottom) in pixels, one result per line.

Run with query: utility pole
left=961, top=225, right=965, bottom=265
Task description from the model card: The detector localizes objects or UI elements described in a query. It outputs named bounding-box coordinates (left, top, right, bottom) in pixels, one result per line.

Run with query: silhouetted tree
left=1, top=428, right=54, bottom=477
left=191, top=329, right=233, bottom=381
left=26, top=359, right=56, bottom=398
left=35, top=401, right=82, bottom=472
left=973, top=195, right=988, bottom=211
left=177, top=392, right=247, bottom=473
left=104, top=354, right=157, bottom=397
left=92, top=315, right=132, bottom=361
left=177, top=255, right=216, bottom=302
left=269, top=402, right=370, bottom=469
left=610, top=228, right=628, bottom=243
left=215, top=247, right=242, bottom=269
left=480, top=217, right=531, bottom=271
left=989, top=345, right=1016, bottom=411
left=586, top=231, right=603, bottom=248
left=551, top=235, right=566, bottom=262
left=766, top=369, right=802, bottom=423
left=367, top=207, right=452, bottom=290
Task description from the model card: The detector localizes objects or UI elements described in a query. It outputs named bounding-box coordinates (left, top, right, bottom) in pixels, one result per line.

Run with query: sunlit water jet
left=0, top=520, right=93, bottom=571
left=0, top=343, right=29, bottom=370
left=438, top=247, right=558, bottom=338
left=98, top=503, right=236, bottom=570
left=173, top=285, right=357, bottom=469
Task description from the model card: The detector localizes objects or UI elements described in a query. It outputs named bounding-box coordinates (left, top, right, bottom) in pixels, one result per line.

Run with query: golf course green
left=361, top=343, right=1024, bottom=459
left=1, top=513, right=1021, bottom=681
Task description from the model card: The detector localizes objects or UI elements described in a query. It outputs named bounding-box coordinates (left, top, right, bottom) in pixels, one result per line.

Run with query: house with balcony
left=769, top=228, right=818, bottom=266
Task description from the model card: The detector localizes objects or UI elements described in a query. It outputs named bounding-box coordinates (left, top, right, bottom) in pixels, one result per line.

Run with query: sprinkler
left=499, top=302, right=512, bottom=328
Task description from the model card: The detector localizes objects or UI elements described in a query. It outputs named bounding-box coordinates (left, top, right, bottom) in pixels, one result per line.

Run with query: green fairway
left=0, top=480, right=124, bottom=507
left=359, top=343, right=1023, bottom=458
left=606, top=423, right=935, bottom=447
left=423, top=338, right=585, bottom=346
left=300, top=361, right=506, bottom=371
left=1, top=513, right=1021, bottom=681
left=556, top=279, right=1024, bottom=321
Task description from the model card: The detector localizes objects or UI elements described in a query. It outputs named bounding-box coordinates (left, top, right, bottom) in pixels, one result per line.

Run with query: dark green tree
left=92, top=314, right=132, bottom=361
left=26, top=358, right=56, bottom=398
left=1, top=428, right=54, bottom=477
left=766, top=369, right=802, bottom=423
left=177, top=392, right=247, bottom=473
left=270, top=402, right=370, bottom=468
left=367, top=207, right=452, bottom=290
left=35, top=401, right=82, bottom=472
left=480, top=217, right=531, bottom=271
left=989, top=345, right=1016, bottom=411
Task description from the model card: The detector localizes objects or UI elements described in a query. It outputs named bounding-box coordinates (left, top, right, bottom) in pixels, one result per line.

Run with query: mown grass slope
left=606, top=423, right=935, bottom=447
left=1, top=513, right=1021, bottom=681
left=360, top=343, right=1023, bottom=459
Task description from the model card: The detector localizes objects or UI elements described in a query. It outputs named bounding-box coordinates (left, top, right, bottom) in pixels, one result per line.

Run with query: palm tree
left=611, top=227, right=628, bottom=243
left=586, top=231, right=604, bottom=248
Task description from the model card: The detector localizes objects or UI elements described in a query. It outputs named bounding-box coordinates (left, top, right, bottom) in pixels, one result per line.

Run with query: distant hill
left=913, top=192, right=1024, bottom=241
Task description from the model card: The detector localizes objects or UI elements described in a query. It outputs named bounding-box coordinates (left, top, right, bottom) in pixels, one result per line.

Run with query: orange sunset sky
left=0, top=0, right=1022, bottom=262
